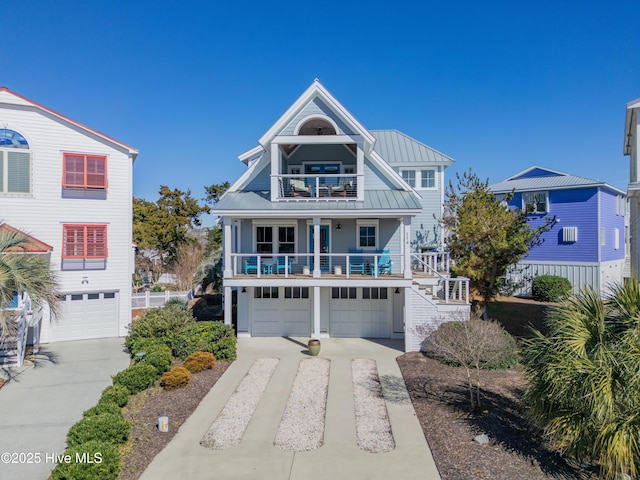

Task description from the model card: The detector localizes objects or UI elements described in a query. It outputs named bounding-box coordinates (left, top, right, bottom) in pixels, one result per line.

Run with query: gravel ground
left=352, top=358, right=395, bottom=453
left=274, top=357, right=330, bottom=452
left=201, top=357, right=279, bottom=449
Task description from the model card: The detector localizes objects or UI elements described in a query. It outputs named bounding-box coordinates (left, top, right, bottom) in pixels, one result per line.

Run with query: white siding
left=506, top=261, right=611, bottom=296
left=0, top=101, right=134, bottom=342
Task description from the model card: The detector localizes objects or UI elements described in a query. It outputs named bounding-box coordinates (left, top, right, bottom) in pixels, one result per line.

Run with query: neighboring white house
left=0, top=87, right=138, bottom=344
left=212, top=80, right=469, bottom=352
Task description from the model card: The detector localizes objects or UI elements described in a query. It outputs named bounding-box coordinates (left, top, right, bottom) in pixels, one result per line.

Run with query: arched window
left=296, top=117, right=337, bottom=135
left=0, top=128, right=31, bottom=194
left=0, top=129, right=29, bottom=149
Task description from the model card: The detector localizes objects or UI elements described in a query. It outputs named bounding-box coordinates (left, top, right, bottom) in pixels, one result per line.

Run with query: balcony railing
left=412, top=251, right=450, bottom=274
left=276, top=174, right=358, bottom=200
left=411, top=253, right=469, bottom=304
left=230, top=253, right=403, bottom=278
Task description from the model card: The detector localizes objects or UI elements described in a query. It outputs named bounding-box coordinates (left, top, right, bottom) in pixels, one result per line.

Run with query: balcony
left=276, top=174, right=359, bottom=201
left=230, top=252, right=402, bottom=278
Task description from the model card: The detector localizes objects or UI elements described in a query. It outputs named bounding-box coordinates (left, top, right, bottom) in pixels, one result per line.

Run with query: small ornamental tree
left=440, top=169, right=553, bottom=318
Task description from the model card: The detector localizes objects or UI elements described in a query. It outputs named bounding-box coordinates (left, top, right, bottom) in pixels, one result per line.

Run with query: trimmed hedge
left=171, top=321, right=236, bottom=360
left=112, top=363, right=158, bottom=394
left=532, top=274, right=572, bottom=302
left=125, top=305, right=196, bottom=353
left=99, top=384, right=129, bottom=408
left=51, top=440, right=121, bottom=480
left=82, top=401, right=122, bottom=418
left=66, top=412, right=130, bottom=447
left=160, top=367, right=191, bottom=390
left=139, top=349, right=173, bottom=374
left=183, top=351, right=217, bottom=373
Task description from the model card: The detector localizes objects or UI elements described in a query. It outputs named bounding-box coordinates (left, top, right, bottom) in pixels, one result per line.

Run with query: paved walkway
left=0, top=338, right=130, bottom=480
left=141, top=337, right=441, bottom=480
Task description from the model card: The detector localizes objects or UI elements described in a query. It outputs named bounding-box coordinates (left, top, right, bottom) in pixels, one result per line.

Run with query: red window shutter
left=63, top=154, right=107, bottom=188
left=63, top=226, right=85, bottom=257
left=63, top=155, right=85, bottom=187
left=86, top=226, right=107, bottom=257
left=86, top=156, right=107, bottom=188
left=63, top=225, right=107, bottom=258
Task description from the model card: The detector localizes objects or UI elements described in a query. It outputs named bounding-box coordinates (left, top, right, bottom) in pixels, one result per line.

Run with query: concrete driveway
left=0, top=338, right=130, bottom=480
left=141, top=337, right=441, bottom=480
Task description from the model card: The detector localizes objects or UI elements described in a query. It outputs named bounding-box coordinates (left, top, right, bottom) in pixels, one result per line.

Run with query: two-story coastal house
left=0, top=87, right=137, bottom=358
left=213, top=81, right=469, bottom=352
left=490, top=166, right=626, bottom=295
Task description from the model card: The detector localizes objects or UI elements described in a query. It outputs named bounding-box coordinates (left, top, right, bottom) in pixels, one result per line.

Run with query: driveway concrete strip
left=140, top=337, right=441, bottom=480
left=0, top=338, right=130, bottom=480
left=201, top=357, right=279, bottom=449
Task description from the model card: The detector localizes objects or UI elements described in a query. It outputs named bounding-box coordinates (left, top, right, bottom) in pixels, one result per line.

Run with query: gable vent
left=562, top=226, right=578, bottom=243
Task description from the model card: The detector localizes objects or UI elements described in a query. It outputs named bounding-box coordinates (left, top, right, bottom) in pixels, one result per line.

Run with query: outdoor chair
left=276, top=256, right=292, bottom=274
left=372, top=249, right=392, bottom=275
left=330, top=178, right=354, bottom=197
left=289, top=179, right=311, bottom=197
left=244, top=256, right=258, bottom=275
left=348, top=248, right=366, bottom=274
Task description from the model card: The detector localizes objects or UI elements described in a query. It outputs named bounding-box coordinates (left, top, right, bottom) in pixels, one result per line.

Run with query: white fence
left=132, top=290, right=192, bottom=309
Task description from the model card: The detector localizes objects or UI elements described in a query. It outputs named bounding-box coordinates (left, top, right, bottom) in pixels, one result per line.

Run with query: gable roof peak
left=507, top=165, right=568, bottom=180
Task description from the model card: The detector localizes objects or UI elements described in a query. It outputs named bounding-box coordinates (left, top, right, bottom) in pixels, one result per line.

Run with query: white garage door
left=330, top=287, right=391, bottom=338
left=251, top=287, right=310, bottom=337
left=51, top=291, right=119, bottom=341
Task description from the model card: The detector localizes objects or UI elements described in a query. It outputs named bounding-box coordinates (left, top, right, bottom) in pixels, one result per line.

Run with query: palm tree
left=0, top=228, right=59, bottom=339
left=522, top=281, right=640, bottom=479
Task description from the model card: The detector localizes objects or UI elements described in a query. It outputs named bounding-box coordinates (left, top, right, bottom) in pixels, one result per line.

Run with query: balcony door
left=304, top=163, right=340, bottom=189
left=309, top=225, right=330, bottom=271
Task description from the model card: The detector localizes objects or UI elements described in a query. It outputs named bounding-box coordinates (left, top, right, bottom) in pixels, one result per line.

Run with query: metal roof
left=489, top=168, right=625, bottom=195
left=214, top=189, right=421, bottom=214
left=370, top=130, right=455, bottom=165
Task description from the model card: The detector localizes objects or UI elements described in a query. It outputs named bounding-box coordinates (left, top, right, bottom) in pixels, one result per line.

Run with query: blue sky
left=4, top=1, right=640, bottom=223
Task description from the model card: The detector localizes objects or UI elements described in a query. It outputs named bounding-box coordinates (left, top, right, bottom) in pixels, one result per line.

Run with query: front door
left=309, top=225, right=330, bottom=271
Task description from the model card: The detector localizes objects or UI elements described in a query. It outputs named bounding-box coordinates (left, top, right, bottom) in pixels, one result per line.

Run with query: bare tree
left=172, top=242, right=204, bottom=291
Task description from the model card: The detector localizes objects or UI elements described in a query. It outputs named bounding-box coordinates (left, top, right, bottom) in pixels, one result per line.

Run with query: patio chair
left=348, top=248, right=366, bottom=274
left=330, top=178, right=354, bottom=197
left=244, top=256, right=258, bottom=275
left=289, top=179, right=311, bottom=197
left=372, top=249, right=392, bottom=275
left=276, top=256, right=292, bottom=274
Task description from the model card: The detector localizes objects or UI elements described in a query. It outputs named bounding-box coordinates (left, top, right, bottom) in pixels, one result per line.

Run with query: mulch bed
left=397, top=353, right=594, bottom=480
left=118, top=361, right=230, bottom=480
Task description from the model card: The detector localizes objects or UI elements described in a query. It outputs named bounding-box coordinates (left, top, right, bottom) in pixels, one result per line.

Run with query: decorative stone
left=474, top=433, right=489, bottom=445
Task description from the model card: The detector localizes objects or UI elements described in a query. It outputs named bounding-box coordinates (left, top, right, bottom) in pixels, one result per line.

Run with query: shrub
left=112, top=363, right=158, bottom=394
left=83, top=401, right=122, bottom=418
left=183, top=351, right=217, bottom=373
left=99, top=384, right=129, bottom=408
left=51, top=440, right=120, bottom=480
left=125, top=305, right=195, bottom=353
left=532, top=274, right=572, bottom=302
left=171, top=321, right=236, bottom=360
left=66, top=413, right=130, bottom=447
left=164, top=297, right=187, bottom=309
left=126, top=337, right=167, bottom=358
left=160, top=367, right=191, bottom=390
left=422, top=317, right=518, bottom=410
left=522, top=282, right=640, bottom=478
left=139, top=348, right=173, bottom=373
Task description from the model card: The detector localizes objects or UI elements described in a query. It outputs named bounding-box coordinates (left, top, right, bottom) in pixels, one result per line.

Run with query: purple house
left=489, top=166, right=626, bottom=295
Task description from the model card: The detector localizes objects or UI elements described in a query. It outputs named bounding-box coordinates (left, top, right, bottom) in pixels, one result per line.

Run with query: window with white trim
left=600, top=227, right=606, bottom=246
left=615, top=228, right=620, bottom=250
left=356, top=220, right=378, bottom=250
left=254, top=223, right=297, bottom=258
left=420, top=169, right=436, bottom=189
left=523, top=191, right=548, bottom=214
left=256, top=226, right=273, bottom=254
left=0, top=129, right=30, bottom=194
left=401, top=170, right=415, bottom=187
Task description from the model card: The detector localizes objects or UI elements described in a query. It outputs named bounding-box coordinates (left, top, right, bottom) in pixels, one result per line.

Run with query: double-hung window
left=254, top=223, right=297, bottom=258
left=0, top=129, right=31, bottom=194
left=63, top=153, right=107, bottom=189
left=256, top=226, right=273, bottom=254
left=62, top=224, right=108, bottom=270
left=401, top=170, right=416, bottom=187
left=522, top=191, right=548, bottom=214
left=421, top=169, right=436, bottom=188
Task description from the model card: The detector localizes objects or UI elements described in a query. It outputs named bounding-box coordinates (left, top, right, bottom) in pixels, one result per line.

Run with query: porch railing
left=411, top=253, right=469, bottom=304
left=412, top=251, right=450, bottom=274
left=230, top=252, right=404, bottom=278
left=276, top=174, right=359, bottom=200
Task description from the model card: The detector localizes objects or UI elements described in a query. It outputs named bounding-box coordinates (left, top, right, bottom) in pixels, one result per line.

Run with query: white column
left=223, top=217, right=233, bottom=278
left=403, top=217, right=412, bottom=279
left=313, top=286, right=320, bottom=338
left=313, top=217, right=321, bottom=278
left=223, top=286, right=232, bottom=326
left=270, top=143, right=280, bottom=201
left=356, top=141, right=364, bottom=200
